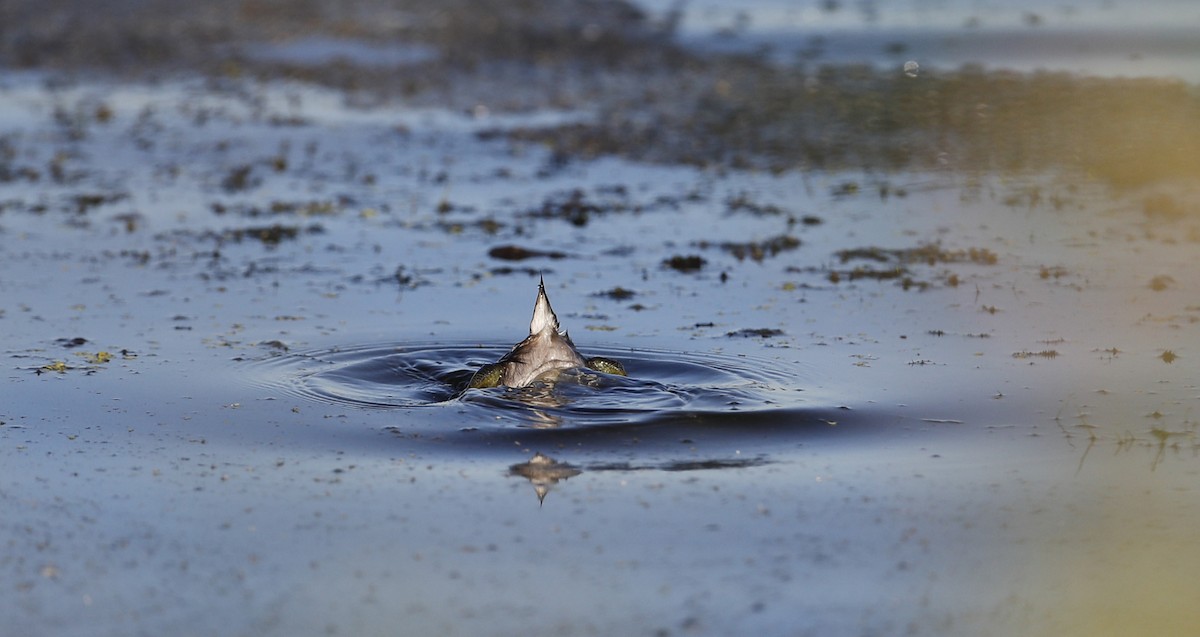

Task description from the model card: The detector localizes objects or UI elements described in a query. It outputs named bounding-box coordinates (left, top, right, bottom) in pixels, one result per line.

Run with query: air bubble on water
left=903, top=60, right=920, bottom=77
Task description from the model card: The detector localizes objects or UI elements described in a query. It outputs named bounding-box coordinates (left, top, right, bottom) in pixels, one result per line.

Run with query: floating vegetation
left=825, top=243, right=997, bottom=290
left=836, top=244, right=998, bottom=267
left=211, top=199, right=342, bottom=217
left=704, top=234, right=801, bottom=262
left=594, top=287, right=636, bottom=300
left=1160, top=350, right=1178, bottom=363
left=663, top=254, right=706, bottom=272
left=78, top=351, right=113, bottom=364
left=487, top=245, right=568, bottom=261
left=928, top=330, right=991, bottom=338
left=35, top=347, right=126, bottom=373
left=725, top=193, right=788, bottom=216
left=488, top=266, right=546, bottom=277
left=156, top=224, right=323, bottom=249
left=727, top=328, right=785, bottom=338
left=221, top=223, right=322, bottom=246
left=1013, top=350, right=1060, bottom=359
left=828, top=266, right=906, bottom=283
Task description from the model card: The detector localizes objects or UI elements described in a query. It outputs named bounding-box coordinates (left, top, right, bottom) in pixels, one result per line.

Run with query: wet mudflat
left=3, top=1, right=1200, bottom=636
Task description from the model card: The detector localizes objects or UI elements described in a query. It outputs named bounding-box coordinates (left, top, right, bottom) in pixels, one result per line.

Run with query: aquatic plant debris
left=594, top=287, right=636, bottom=300
left=708, top=234, right=801, bottom=262
left=663, top=255, right=706, bottom=272
left=487, top=245, right=568, bottom=261
left=825, top=244, right=998, bottom=290
left=836, top=245, right=998, bottom=266
left=1013, top=350, right=1061, bottom=359
left=78, top=351, right=113, bottom=364
left=727, top=328, right=785, bottom=338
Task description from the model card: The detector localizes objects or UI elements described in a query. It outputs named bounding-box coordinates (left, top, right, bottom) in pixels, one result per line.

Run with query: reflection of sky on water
left=634, top=0, right=1200, bottom=81
left=239, top=37, right=438, bottom=68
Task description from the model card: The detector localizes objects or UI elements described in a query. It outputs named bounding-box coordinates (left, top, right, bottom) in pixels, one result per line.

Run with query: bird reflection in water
left=508, top=453, right=581, bottom=504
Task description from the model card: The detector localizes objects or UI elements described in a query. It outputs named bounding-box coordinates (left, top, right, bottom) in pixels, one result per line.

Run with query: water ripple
left=245, top=341, right=820, bottom=430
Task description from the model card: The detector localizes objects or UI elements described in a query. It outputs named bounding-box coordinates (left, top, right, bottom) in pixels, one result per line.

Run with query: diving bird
left=468, top=278, right=627, bottom=388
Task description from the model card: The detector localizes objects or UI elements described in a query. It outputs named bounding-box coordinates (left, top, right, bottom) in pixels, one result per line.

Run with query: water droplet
left=903, top=60, right=920, bottom=77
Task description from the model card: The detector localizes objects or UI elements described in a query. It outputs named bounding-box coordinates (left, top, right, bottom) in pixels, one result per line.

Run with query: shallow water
left=2, top=3, right=1200, bottom=636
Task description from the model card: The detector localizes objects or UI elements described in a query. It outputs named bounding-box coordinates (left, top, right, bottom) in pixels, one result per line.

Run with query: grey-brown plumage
left=468, top=278, right=627, bottom=389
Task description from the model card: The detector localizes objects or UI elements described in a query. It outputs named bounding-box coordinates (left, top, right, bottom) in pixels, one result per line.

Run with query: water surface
left=2, top=2, right=1200, bottom=636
